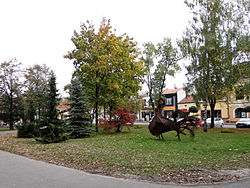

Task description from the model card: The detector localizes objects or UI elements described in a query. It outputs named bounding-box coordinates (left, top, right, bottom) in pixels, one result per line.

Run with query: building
left=137, top=94, right=153, bottom=121
left=139, top=85, right=249, bottom=122
left=178, top=96, right=197, bottom=113
left=161, top=87, right=249, bottom=122
left=162, top=88, right=186, bottom=117
left=198, top=89, right=249, bottom=122
left=199, top=100, right=228, bottom=121
left=227, top=87, right=249, bottom=122
left=56, top=99, right=70, bottom=120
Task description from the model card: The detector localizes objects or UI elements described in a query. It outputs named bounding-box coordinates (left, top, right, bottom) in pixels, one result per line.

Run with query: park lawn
left=0, top=127, right=16, bottom=132
left=0, top=127, right=249, bottom=183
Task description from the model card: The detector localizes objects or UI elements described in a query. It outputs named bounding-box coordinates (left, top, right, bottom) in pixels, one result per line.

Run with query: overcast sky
left=0, top=0, right=191, bottom=96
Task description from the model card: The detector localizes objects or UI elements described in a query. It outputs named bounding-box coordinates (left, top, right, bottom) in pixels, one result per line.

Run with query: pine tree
left=67, top=77, right=92, bottom=138
left=36, top=74, right=68, bottom=143
left=46, top=75, right=59, bottom=123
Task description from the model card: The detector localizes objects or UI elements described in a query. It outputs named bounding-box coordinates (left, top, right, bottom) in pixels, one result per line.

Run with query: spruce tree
left=67, top=77, right=92, bottom=138
left=47, top=75, right=58, bottom=123
left=36, top=74, right=68, bottom=143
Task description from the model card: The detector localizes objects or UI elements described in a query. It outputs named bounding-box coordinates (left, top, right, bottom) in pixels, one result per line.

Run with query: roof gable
left=162, top=88, right=183, bottom=95
left=179, top=96, right=195, bottom=104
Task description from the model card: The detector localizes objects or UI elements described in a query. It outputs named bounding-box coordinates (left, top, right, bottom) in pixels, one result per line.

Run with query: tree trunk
left=95, top=102, right=98, bottom=133
left=9, top=93, right=14, bottom=130
left=149, top=94, right=155, bottom=115
left=38, top=106, right=41, bottom=120
left=103, top=106, right=106, bottom=120
left=203, top=100, right=208, bottom=132
left=209, top=98, right=216, bottom=128
left=147, top=75, right=155, bottom=114
left=116, top=123, right=121, bottom=133
left=95, top=83, right=99, bottom=133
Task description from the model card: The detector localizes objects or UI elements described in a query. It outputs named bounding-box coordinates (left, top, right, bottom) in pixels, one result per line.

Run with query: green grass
left=0, top=127, right=16, bottom=132
left=0, top=127, right=249, bottom=178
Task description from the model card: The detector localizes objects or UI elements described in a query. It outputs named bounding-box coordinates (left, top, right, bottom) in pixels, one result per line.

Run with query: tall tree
left=67, top=76, right=92, bottom=138
left=142, top=38, right=181, bottom=113
left=46, top=74, right=59, bottom=123
left=37, top=74, right=67, bottom=143
left=181, top=0, right=249, bottom=128
left=65, top=18, right=145, bottom=132
left=142, top=42, right=158, bottom=112
left=24, top=64, right=53, bottom=120
left=0, top=59, right=24, bottom=130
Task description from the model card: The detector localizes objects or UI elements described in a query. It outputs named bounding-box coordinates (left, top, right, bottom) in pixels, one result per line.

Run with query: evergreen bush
left=17, top=121, right=40, bottom=138
left=36, top=120, right=68, bottom=143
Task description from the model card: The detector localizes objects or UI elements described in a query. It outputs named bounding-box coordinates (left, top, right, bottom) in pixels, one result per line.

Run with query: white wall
left=177, top=89, right=186, bottom=103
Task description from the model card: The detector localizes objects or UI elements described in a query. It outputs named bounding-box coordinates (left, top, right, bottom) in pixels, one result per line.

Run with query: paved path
left=0, top=130, right=17, bottom=135
left=0, top=150, right=249, bottom=188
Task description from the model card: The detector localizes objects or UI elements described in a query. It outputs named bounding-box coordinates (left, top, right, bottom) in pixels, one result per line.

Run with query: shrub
left=243, top=106, right=250, bottom=112
left=99, top=106, right=135, bottom=133
left=35, top=121, right=68, bottom=143
left=221, top=128, right=234, bottom=133
left=189, top=106, right=198, bottom=113
left=17, top=121, right=40, bottom=138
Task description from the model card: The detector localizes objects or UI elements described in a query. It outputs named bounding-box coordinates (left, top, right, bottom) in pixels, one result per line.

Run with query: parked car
left=201, top=118, right=224, bottom=128
left=194, top=116, right=202, bottom=126
left=236, top=118, right=250, bottom=128
left=181, top=116, right=202, bottom=127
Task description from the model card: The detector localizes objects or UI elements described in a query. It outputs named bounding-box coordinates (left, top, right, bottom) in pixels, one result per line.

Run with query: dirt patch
left=109, top=168, right=249, bottom=185
left=219, top=168, right=250, bottom=178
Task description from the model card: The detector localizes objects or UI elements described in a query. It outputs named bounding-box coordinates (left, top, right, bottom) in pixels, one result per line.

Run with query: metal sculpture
left=148, top=98, right=195, bottom=141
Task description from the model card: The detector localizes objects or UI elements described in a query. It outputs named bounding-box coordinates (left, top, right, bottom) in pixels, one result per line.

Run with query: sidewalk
left=0, top=130, right=17, bottom=135
left=0, top=150, right=249, bottom=188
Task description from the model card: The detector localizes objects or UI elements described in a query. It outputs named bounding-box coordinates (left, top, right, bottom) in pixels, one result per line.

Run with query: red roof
left=162, top=88, right=183, bottom=94
left=57, top=99, right=70, bottom=110
left=57, top=104, right=70, bottom=110
left=179, top=96, right=195, bottom=104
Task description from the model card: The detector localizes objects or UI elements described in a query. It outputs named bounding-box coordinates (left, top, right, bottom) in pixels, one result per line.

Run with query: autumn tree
left=142, top=42, right=157, bottom=112
left=65, top=18, right=145, bottom=132
left=181, top=0, right=249, bottom=128
left=142, top=38, right=181, bottom=113
left=24, top=64, right=53, bottom=120
left=0, top=59, right=24, bottom=130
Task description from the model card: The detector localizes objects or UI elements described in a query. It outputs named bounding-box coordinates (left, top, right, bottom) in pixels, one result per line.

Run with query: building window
left=164, top=110, right=174, bottom=118
left=201, top=110, right=211, bottom=119
left=166, top=98, right=172, bottom=105
left=214, top=110, right=221, bottom=118
left=235, top=108, right=247, bottom=118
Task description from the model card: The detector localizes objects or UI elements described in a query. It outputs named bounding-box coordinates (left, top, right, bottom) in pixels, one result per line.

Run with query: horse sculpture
left=148, top=98, right=195, bottom=141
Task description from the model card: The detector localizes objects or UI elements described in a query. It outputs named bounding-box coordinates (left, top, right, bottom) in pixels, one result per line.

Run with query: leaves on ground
left=0, top=127, right=249, bottom=184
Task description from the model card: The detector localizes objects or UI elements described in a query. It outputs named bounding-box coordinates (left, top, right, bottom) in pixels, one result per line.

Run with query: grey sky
left=0, top=0, right=191, bottom=95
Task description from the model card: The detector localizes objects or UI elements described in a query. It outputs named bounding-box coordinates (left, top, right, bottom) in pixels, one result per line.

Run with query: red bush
left=98, top=106, right=135, bottom=132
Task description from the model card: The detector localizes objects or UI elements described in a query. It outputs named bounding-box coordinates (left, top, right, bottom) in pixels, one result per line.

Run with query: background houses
left=162, top=88, right=186, bottom=118
left=138, top=87, right=249, bottom=122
